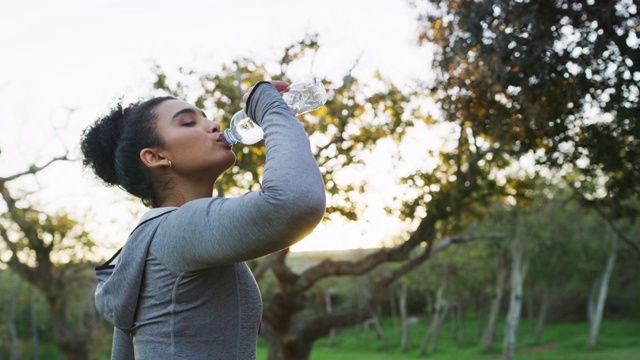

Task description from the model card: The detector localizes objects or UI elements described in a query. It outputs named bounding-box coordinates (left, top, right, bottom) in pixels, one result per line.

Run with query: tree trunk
left=32, top=292, right=40, bottom=360
left=2, top=277, right=23, bottom=360
left=451, top=301, right=466, bottom=344
left=450, top=301, right=458, bottom=343
left=532, top=286, right=549, bottom=343
left=525, top=292, right=535, bottom=336
left=419, top=279, right=448, bottom=354
left=587, top=230, right=619, bottom=348
left=458, top=302, right=467, bottom=344
left=476, top=294, right=487, bottom=342
left=48, top=296, right=89, bottom=360
left=372, top=307, right=387, bottom=345
left=8, top=322, right=18, bottom=360
left=324, top=288, right=336, bottom=346
left=481, top=253, right=508, bottom=348
left=263, top=324, right=313, bottom=360
left=259, top=213, right=474, bottom=360
left=503, top=235, right=529, bottom=360
left=389, top=289, right=399, bottom=337
left=399, top=283, right=410, bottom=351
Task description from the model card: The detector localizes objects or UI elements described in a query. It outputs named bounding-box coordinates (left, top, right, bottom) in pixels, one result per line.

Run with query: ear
left=140, top=148, right=170, bottom=169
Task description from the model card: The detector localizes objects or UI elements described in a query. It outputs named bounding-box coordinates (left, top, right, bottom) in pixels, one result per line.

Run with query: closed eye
left=172, top=108, right=208, bottom=123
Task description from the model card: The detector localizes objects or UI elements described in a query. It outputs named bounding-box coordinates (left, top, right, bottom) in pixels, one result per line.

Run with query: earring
left=167, top=160, right=173, bottom=169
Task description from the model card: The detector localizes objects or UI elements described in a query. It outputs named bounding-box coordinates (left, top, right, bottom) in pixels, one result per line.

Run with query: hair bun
left=80, top=103, right=128, bottom=186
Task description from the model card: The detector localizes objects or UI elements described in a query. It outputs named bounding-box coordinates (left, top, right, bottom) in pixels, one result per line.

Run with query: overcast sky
left=0, top=0, right=431, bottom=252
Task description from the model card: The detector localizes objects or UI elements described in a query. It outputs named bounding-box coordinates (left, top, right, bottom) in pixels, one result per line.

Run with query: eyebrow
left=171, top=108, right=208, bottom=120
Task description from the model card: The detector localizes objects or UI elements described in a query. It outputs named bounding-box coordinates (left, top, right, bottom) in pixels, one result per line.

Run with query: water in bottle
left=221, top=74, right=327, bottom=145
left=220, top=110, right=264, bottom=145
left=282, top=74, right=328, bottom=115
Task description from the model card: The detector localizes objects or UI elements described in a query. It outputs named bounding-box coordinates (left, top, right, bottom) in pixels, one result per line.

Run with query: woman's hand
left=270, top=80, right=290, bottom=95
left=243, top=80, right=291, bottom=106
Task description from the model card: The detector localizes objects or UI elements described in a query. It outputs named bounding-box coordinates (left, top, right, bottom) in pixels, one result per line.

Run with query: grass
left=257, top=317, right=640, bottom=359
left=7, top=316, right=638, bottom=359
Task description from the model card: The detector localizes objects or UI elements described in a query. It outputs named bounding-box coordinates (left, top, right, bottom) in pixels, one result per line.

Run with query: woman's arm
left=152, top=83, right=326, bottom=271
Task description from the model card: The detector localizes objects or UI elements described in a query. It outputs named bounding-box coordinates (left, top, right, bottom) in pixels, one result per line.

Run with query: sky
left=0, top=0, right=431, bottom=253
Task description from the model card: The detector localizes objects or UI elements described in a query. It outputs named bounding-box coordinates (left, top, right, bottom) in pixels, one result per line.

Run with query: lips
left=216, top=134, right=233, bottom=148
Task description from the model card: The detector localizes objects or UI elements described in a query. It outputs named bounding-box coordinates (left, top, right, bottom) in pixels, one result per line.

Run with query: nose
left=209, top=121, right=221, bottom=133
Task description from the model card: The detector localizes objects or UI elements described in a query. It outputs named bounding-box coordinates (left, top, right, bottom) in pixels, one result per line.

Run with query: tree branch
left=295, top=214, right=437, bottom=292
left=300, top=231, right=495, bottom=343
left=0, top=154, right=69, bottom=183
left=253, top=253, right=279, bottom=281
left=270, top=248, right=299, bottom=285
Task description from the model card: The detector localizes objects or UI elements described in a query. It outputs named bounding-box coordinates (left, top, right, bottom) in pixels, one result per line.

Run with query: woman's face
left=152, top=99, right=236, bottom=180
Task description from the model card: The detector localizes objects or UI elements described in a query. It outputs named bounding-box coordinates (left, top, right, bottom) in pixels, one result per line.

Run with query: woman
left=81, top=80, right=326, bottom=359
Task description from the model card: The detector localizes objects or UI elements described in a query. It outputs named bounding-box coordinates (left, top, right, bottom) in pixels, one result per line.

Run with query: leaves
left=414, top=0, right=639, bottom=220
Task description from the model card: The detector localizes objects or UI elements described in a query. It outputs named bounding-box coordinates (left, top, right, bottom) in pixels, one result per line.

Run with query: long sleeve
left=150, top=83, right=326, bottom=271
left=111, top=328, right=135, bottom=360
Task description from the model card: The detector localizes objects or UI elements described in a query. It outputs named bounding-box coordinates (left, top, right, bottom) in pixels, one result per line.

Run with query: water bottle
left=221, top=74, right=328, bottom=145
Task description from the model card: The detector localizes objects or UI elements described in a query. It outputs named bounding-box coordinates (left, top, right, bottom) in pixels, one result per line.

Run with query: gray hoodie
left=94, top=83, right=326, bottom=359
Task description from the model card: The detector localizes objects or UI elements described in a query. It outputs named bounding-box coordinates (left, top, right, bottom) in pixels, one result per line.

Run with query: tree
left=415, top=1, right=639, bottom=352
left=520, top=189, right=576, bottom=343
left=0, top=271, right=23, bottom=360
left=587, top=224, right=619, bottom=348
left=480, top=241, right=509, bottom=349
left=498, top=203, right=535, bottom=360
left=152, top=35, right=503, bottom=359
left=0, top=155, right=100, bottom=360
left=399, top=229, right=494, bottom=353
left=418, top=267, right=449, bottom=354
left=413, top=0, right=640, bottom=256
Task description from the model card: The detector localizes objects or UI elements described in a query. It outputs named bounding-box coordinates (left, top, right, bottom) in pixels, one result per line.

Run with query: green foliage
left=414, top=0, right=640, bottom=219
left=394, top=181, right=640, bottom=330
left=0, top=268, right=114, bottom=359
left=0, top=203, right=95, bottom=268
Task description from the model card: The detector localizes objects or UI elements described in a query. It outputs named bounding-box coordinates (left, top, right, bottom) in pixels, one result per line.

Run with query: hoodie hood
left=94, top=207, right=176, bottom=335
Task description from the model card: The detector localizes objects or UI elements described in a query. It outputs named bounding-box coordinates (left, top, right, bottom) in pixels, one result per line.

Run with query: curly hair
left=80, top=97, right=176, bottom=208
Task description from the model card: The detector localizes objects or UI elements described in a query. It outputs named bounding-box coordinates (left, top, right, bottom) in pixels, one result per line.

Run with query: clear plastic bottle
left=221, top=74, right=328, bottom=145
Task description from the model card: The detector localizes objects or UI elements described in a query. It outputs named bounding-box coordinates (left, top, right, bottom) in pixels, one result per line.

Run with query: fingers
left=270, top=80, right=290, bottom=94
left=242, top=80, right=291, bottom=108
left=243, top=90, right=251, bottom=105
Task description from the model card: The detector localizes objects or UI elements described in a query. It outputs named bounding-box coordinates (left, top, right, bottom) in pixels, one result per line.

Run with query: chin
left=214, top=157, right=236, bottom=177
left=224, top=154, right=237, bottom=169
